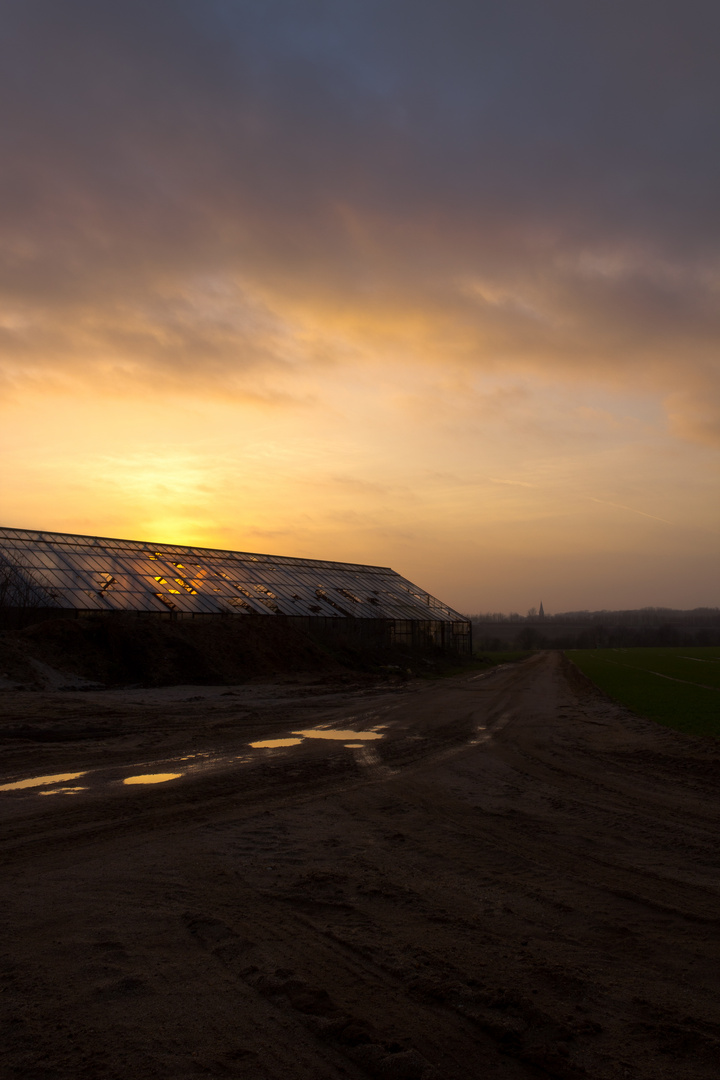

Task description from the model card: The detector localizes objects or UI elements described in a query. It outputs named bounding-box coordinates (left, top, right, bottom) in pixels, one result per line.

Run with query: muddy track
left=1, top=652, right=719, bottom=1079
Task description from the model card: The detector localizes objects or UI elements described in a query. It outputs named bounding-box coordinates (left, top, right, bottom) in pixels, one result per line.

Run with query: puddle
left=292, top=728, right=384, bottom=741
left=122, top=773, right=183, bottom=785
left=0, top=771, right=86, bottom=792
left=249, top=729, right=384, bottom=749
left=249, top=738, right=303, bottom=749
left=38, top=787, right=87, bottom=796
left=1, top=726, right=387, bottom=797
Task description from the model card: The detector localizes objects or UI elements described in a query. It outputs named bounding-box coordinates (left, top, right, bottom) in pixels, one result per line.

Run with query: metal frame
left=0, top=526, right=471, bottom=652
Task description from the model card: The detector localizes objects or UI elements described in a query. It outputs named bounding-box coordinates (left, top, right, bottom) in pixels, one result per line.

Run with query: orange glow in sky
left=1, top=3, right=718, bottom=612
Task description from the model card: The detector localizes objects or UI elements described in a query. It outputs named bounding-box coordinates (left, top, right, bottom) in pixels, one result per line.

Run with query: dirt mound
left=0, top=614, right=352, bottom=687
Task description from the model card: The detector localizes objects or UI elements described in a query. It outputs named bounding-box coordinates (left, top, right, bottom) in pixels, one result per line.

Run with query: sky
left=1, top=0, right=719, bottom=614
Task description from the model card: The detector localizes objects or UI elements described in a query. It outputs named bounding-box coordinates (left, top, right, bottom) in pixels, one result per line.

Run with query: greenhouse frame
left=0, top=527, right=472, bottom=653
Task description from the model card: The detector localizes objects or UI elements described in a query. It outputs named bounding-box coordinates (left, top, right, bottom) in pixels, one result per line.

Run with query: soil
left=1, top=651, right=719, bottom=1079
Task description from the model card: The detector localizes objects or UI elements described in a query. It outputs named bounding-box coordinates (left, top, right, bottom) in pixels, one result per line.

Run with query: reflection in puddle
left=38, top=787, right=87, bottom=796
left=122, top=773, right=182, bottom=785
left=292, top=729, right=384, bottom=741
left=249, top=738, right=303, bottom=749
left=1, top=725, right=388, bottom=797
left=0, top=771, right=86, bottom=792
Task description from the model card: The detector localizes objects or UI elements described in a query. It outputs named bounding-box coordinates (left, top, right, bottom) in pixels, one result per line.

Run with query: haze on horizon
left=0, top=1, right=718, bottom=614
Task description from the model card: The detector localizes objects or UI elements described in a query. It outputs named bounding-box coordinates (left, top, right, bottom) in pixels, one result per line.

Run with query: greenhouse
left=0, top=527, right=472, bottom=653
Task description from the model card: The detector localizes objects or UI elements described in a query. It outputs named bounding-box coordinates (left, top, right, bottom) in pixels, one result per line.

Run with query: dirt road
left=1, top=652, right=719, bottom=1079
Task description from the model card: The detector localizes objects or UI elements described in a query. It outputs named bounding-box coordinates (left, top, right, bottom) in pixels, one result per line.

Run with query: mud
left=1, top=651, right=719, bottom=1078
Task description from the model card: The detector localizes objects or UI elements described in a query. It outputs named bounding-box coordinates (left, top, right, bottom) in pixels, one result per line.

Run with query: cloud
left=488, top=478, right=536, bottom=488
left=584, top=497, right=675, bottom=527
left=665, top=381, right=720, bottom=447
left=0, top=1, right=718, bottom=441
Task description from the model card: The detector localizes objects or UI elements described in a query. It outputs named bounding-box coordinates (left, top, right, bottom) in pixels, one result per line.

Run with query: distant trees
left=467, top=607, right=720, bottom=649
left=469, top=606, right=720, bottom=626
left=518, top=626, right=544, bottom=649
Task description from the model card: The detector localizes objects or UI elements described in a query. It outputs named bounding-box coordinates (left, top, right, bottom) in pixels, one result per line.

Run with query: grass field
left=566, top=647, right=720, bottom=736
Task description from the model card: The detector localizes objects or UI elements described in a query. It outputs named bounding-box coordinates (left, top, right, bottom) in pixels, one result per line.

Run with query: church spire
left=539, top=601, right=545, bottom=618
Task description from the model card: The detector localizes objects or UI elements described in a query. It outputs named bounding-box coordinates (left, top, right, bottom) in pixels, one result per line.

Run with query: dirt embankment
left=1, top=651, right=719, bottom=1080
left=0, top=613, right=457, bottom=690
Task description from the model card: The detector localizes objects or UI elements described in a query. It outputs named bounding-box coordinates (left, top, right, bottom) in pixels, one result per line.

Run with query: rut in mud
left=1, top=651, right=719, bottom=1079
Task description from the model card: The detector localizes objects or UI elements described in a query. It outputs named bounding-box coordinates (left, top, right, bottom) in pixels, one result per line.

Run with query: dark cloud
left=0, top=1, right=718, bottom=440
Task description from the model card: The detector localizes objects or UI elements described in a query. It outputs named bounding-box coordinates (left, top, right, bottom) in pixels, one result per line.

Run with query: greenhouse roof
left=0, top=526, right=466, bottom=622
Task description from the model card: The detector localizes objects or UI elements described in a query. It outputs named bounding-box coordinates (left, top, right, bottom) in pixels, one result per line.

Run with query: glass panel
left=0, top=527, right=462, bottom=623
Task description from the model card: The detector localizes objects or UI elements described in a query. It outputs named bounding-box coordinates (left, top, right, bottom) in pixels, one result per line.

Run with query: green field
left=566, top=647, right=720, bottom=736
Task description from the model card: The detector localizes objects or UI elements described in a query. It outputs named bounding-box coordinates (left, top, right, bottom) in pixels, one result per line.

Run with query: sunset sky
left=1, top=1, right=718, bottom=613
